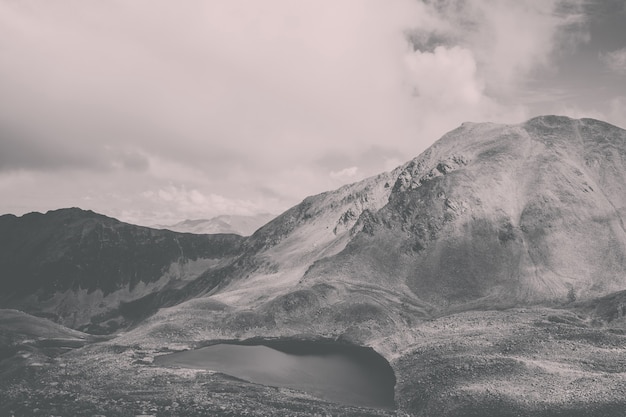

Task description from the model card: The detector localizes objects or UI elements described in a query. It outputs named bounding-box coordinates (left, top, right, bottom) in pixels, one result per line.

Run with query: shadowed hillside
left=0, top=208, right=245, bottom=330
left=2, top=116, right=626, bottom=416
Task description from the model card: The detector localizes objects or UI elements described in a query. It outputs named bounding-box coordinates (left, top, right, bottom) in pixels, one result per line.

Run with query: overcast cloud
left=1, top=0, right=625, bottom=225
left=601, top=47, right=626, bottom=73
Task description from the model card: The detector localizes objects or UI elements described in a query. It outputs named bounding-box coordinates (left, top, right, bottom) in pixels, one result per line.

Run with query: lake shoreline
left=154, top=340, right=397, bottom=409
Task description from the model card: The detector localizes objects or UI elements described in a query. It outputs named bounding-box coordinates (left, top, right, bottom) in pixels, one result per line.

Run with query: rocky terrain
left=0, top=209, right=245, bottom=331
left=1, top=115, right=626, bottom=416
left=2, top=304, right=625, bottom=416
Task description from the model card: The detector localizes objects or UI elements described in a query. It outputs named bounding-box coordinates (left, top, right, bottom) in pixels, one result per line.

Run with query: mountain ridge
left=3, top=115, right=626, bottom=416
left=301, top=116, right=626, bottom=307
left=2, top=115, right=626, bottom=334
left=0, top=208, right=246, bottom=330
left=111, top=115, right=626, bottom=358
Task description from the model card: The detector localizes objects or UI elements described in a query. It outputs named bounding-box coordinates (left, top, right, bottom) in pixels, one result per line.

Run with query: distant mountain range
left=2, top=115, right=626, bottom=416
left=154, top=213, right=276, bottom=236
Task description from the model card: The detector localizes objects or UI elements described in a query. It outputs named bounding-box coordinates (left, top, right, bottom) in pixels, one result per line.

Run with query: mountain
left=2, top=115, right=626, bottom=416
left=155, top=213, right=276, bottom=236
left=303, top=115, right=626, bottom=309
left=0, top=208, right=245, bottom=331
left=169, top=115, right=626, bottom=338
left=3, top=115, right=626, bottom=338
left=119, top=115, right=626, bottom=415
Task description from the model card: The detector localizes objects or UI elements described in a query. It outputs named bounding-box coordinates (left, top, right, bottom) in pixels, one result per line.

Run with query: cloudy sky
left=1, top=0, right=625, bottom=226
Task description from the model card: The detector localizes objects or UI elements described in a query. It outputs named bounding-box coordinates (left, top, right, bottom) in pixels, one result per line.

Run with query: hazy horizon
left=2, top=0, right=625, bottom=226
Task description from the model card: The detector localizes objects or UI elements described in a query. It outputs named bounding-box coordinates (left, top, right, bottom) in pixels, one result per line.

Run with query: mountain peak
left=299, top=115, right=626, bottom=308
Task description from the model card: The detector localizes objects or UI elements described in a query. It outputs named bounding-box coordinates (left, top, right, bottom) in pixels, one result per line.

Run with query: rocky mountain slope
left=0, top=208, right=245, bottom=331
left=2, top=115, right=626, bottom=416
left=304, top=115, right=626, bottom=309
left=146, top=115, right=626, bottom=347
left=7, top=116, right=624, bottom=335
left=154, top=213, right=276, bottom=236
left=118, top=115, right=626, bottom=415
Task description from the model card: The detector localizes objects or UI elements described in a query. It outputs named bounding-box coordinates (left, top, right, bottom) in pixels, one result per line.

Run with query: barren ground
left=2, top=306, right=625, bottom=416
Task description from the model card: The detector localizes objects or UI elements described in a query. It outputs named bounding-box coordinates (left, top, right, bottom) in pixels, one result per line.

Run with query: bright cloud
left=0, top=0, right=606, bottom=224
left=608, top=97, right=626, bottom=129
left=405, top=46, right=484, bottom=106
left=330, top=166, right=359, bottom=181
left=141, top=185, right=266, bottom=224
left=601, top=48, right=626, bottom=74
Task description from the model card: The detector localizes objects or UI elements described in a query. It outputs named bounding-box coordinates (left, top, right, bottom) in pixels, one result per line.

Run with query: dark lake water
left=154, top=340, right=396, bottom=409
